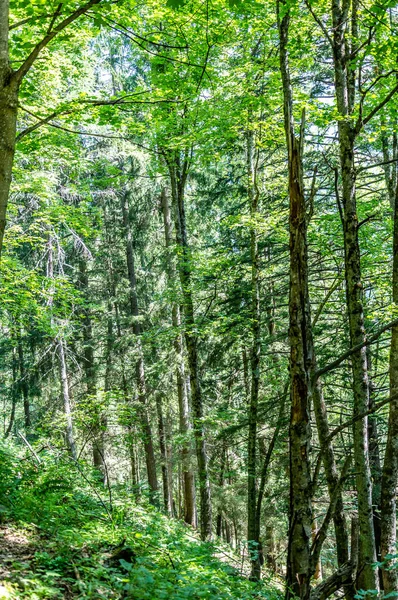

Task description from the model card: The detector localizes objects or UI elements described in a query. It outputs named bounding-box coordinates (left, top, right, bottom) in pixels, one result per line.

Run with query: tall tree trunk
left=246, top=127, right=262, bottom=580
left=5, top=345, right=17, bottom=437
left=380, top=149, right=398, bottom=596
left=78, top=260, right=105, bottom=475
left=17, top=326, right=30, bottom=429
left=121, top=192, right=158, bottom=501
left=311, top=380, right=355, bottom=599
left=161, top=188, right=196, bottom=526
left=167, top=156, right=212, bottom=541
left=57, top=338, right=77, bottom=460
left=265, top=525, right=277, bottom=572
left=104, top=205, right=140, bottom=492
left=367, top=350, right=382, bottom=582
left=216, top=443, right=226, bottom=538
left=46, top=234, right=76, bottom=459
left=156, top=393, right=173, bottom=515
left=278, top=6, right=313, bottom=598
left=0, top=43, right=18, bottom=255
left=331, top=0, right=378, bottom=590
left=242, top=347, right=250, bottom=402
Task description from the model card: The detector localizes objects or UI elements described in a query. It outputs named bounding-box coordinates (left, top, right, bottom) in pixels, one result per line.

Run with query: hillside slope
left=0, top=442, right=282, bottom=600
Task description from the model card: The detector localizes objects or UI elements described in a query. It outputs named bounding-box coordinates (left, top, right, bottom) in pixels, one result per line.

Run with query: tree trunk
left=161, top=188, right=196, bottom=526
left=311, top=380, right=355, bottom=599
left=366, top=350, right=382, bottom=584
left=156, top=393, right=173, bottom=515
left=265, top=525, right=277, bottom=572
left=17, top=327, right=30, bottom=429
left=121, top=191, right=158, bottom=501
left=104, top=206, right=139, bottom=494
left=380, top=170, right=398, bottom=596
left=216, top=443, right=226, bottom=538
left=167, top=157, right=212, bottom=541
left=246, top=127, right=262, bottom=580
left=312, top=516, right=322, bottom=582
left=57, top=339, right=77, bottom=460
left=0, top=78, right=18, bottom=256
left=5, top=345, right=17, bottom=437
left=278, top=6, right=313, bottom=597
left=330, top=0, right=378, bottom=591
left=78, top=260, right=106, bottom=476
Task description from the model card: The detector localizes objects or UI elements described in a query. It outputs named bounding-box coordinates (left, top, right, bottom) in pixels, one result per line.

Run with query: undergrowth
left=0, top=440, right=282, bottom=600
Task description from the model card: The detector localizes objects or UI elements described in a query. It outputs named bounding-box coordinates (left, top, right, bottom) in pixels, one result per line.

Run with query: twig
left=17, top=430, right=41, bottom=465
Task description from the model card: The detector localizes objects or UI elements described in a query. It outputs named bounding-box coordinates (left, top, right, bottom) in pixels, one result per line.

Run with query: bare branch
left=314, top=317, right=398, bottom=380
left=310, top=455, right=351, bottom=569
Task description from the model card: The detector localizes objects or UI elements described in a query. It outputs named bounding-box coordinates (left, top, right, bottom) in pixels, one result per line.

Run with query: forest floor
left=0, top=443, right=282, bottom=600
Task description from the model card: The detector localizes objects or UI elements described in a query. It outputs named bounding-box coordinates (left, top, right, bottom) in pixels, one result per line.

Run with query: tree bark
left=5, top=345, right=17, bottom=437
left=0, top=0, right=17, bottom=253
left=380, top=168, right=398, bottom=596
left=366, top=349, right=382, bottom=584
left=0, top=80, right=18, bottom=255
left=57, top=338, right=77, bottom=460
left=78, top=260, right=106, bottom=476
left=331, top=0, right=378, bottom=588
left=156, top=393, right=173, bottom=515
left=311, top=380, right=355, bottom=599
left=16, top=326, right=30, bottom=429
left=167, top=155, right=212, bottom=541
left=246, top=126, right=262, bottom=580
left=121, top=191, right=158, bottom=501
left=161, top=188, right=196, bottom=526
left=278, top=6, right=313, bottom=597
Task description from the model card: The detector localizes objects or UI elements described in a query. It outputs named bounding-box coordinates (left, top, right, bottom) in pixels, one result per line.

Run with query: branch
left=47, top=3, right=63, bottom=33
left=355, top=81, right=398, bottom=134
left=9, top=12, right=61, bottom=31
left=305, top=0, right=334, bottom=49
left=314, top=317, right=398, bottom=380
left=306, top=166, right=317, bottom=222
left=310, top=561, right=354, bottom=600
left=16, top=92, right=185, bottom=142
left=14, top=0, right=103, bottom=84
left=357, top=156, right=398, bottom=173
left=310, top=455, right=351, bottom=570
left=312, top=275, right=342, bottom=328
left=17, top=430, right=41, bottom=465
left=326, top=394, right=395, bottom=444
left=17, top=106, right=73, bottom=141
left=310, top=451, right=323, bottom=497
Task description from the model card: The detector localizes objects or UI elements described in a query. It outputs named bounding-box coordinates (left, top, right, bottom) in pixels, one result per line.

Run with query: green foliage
left=0, top=442, right=281, bottom=600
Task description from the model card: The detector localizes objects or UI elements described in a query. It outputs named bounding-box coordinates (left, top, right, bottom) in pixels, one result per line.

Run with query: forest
left=0, top=0, right=397, bottom=598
